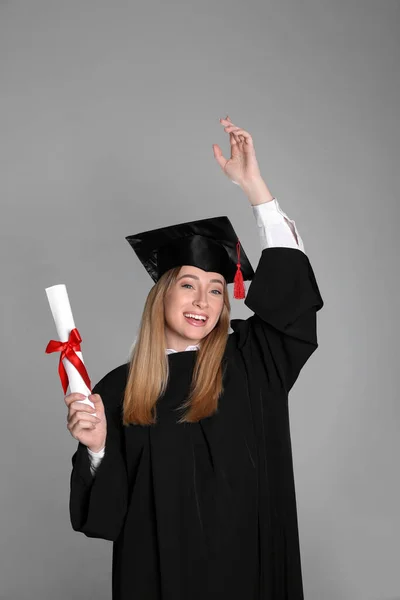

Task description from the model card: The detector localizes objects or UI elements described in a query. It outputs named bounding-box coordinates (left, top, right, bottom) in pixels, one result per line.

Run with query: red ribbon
left=233, top=239, right=246, bottom=299
left=45, top=327, right=92, bottom=395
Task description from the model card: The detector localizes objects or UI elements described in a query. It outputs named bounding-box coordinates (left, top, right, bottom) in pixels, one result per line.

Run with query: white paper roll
left=45, top=284, right=96, bottom=416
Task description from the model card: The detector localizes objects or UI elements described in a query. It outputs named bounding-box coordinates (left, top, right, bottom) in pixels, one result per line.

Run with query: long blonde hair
left=122, top=266, right=231, bottom=426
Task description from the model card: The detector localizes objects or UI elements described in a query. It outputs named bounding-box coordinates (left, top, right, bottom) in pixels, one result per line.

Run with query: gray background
left=1, top=1, right=399, bottom=598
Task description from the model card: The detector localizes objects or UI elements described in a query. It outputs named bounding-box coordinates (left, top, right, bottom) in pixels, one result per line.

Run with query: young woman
left=65, top=116, right=324, bottom=600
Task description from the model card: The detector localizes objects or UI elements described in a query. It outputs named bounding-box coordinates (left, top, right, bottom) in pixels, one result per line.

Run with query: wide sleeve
left=69, top=371, right=129, bottom=541
left=231, top=246, right=324, bottom=393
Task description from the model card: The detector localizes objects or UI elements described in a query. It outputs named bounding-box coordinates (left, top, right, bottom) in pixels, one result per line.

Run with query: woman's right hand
left=65, top=392, right=107, bottom=453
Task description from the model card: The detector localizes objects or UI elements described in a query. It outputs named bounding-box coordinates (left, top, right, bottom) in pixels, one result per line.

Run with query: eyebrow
left=177, top=274, right=225, bottom=287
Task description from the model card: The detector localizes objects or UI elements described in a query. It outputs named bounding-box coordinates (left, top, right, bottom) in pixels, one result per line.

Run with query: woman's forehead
left=178, top=265, right=225, bottom=283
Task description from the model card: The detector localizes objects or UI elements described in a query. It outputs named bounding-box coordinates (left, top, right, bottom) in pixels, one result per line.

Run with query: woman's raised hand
left=65, top=392, right=107, bottom=453
left=213, top=115, right=263, bottom=189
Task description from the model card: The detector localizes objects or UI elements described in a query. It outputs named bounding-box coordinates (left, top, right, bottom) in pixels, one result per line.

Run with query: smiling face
left=163, top=265, right=226, bottom=352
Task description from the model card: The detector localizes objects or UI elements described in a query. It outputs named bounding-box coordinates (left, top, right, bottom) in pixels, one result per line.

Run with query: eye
left=181, top=283, right=222, bottom=295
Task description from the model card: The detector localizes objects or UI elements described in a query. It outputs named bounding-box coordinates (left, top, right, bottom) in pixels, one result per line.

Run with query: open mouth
left=183, top=314, right=208, bottom=327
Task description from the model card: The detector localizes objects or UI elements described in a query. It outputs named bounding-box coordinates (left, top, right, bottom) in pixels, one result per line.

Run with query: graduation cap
left=125, top=216, right=255, bottom=299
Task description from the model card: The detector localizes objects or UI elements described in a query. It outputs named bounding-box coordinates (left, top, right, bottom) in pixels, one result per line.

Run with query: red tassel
left=233, top=240, right=246, bottom=299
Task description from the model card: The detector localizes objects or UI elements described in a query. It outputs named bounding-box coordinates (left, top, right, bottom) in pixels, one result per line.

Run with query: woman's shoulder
left=229, top=318, right=252, bottom=351
left=92, top=362, right=130, bottom=399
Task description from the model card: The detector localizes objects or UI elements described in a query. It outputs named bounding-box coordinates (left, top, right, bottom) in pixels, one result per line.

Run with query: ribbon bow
left=45, top=327, right=92, bottom=395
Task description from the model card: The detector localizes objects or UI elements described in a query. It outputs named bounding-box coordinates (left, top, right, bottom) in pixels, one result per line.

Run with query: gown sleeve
left=69, top=371, right=129, bottom=541
left=231, top=203, right=324, bottom=393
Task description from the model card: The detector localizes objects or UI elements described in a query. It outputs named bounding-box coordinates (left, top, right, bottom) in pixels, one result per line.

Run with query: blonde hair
left=122, top=266, right=231, bottom=426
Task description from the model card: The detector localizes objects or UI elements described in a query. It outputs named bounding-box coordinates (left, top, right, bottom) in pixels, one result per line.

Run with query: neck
left=164, top=330, right=201, bottom=352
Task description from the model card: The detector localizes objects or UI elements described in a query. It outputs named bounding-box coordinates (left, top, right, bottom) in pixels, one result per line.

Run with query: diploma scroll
left=45, top=284, right=97, bottom=416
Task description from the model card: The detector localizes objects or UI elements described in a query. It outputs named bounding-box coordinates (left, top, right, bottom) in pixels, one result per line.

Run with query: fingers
left=67, top=418, right=100, bottom=437
left=226, top=127, right=252, bottom=144
left=218, top=118, right=242, bottom=151
left=65, top=393, right=103, bottom=425
left=67, top=412, right=102, bottom=439
left=64, top=392, right=100, bottom=408
left=212, top=144, right=228, bottom=171
left=67, top=410, right=101, bottom=428
left=220, top=117, right=242, bottom=140
left=220, top=116, right=252, bottom=145
left=69, top=400, right=101, bottom=416
left=64, top=392, right=86, bottom=407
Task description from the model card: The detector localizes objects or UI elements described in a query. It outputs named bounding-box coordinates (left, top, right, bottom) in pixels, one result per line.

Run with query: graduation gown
left=69, top=246, right=324, bottom=599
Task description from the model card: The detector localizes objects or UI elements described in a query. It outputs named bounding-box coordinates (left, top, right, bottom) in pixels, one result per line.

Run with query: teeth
left=184, top=313, right=206, bottom=321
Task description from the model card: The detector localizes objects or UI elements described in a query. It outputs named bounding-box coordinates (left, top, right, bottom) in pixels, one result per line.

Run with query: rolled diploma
left=45, top=284, right=97, bottom=416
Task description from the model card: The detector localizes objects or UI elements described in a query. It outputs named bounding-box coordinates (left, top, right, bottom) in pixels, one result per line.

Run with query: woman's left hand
left=213, top=115, right=262, bottom=189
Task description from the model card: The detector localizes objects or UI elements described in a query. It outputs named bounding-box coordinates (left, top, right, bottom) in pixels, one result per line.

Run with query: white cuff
left=88, top=446, right=105, bottom=458
left=252, top=197, right=286, bottom=225
left=252, top=197, right=305, bottom=253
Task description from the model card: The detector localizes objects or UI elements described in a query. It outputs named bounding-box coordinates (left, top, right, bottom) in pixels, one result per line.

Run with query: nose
left=193, top=289, right=208, bottom=308
left=193, top=299, right=208, bottom=308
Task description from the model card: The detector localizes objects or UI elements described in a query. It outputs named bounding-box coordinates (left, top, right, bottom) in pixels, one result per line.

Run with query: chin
left=182, top=328, right=208, bottom=343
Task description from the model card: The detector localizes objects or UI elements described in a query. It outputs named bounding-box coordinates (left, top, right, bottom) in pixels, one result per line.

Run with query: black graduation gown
left=69, top=247, right=324, bottom=600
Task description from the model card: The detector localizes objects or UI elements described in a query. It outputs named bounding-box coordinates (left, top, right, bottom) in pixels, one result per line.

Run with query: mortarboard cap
left=125, top=216, right=255, bottom=299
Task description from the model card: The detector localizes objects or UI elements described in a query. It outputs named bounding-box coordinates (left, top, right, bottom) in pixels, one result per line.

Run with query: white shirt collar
left=166, top=344, right=200, bottom=354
